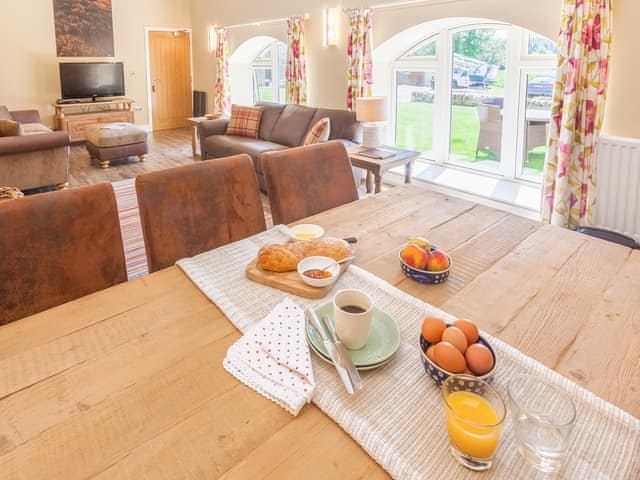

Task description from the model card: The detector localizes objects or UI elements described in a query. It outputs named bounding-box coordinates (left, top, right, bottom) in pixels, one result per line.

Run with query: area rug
left=111, top=179, right=148, bottom=280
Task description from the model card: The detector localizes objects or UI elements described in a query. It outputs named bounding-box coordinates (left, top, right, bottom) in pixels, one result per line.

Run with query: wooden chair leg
left=100, top=160, right=110, bottom=169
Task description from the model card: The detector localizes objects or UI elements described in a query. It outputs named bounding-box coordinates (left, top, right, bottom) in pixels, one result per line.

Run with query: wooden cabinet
left=54, top=98, right=135, bottom=142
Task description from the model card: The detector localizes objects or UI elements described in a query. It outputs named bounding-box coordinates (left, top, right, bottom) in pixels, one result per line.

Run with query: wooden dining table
left=1, top=185, right=638, bottom=479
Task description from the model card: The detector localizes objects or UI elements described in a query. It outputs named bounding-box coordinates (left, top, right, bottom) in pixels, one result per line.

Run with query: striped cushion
left=303, top=117, right=331, bottom=145
left=226, top=105, right=264, bottom=138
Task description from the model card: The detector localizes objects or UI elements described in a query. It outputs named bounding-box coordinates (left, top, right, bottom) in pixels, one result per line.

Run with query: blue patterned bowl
left=419, top=330, right=497, bottom=388
left=399, top=244, right=451, bottom=284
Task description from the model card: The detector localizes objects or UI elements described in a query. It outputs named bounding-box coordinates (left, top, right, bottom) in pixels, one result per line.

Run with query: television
left=59, top=62, right=125, bottom=101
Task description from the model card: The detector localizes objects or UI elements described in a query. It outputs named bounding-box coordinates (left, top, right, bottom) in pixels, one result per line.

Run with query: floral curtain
left=214, top=28, right=231, bottom=115
left=542, top=0, right=612, bottom=228
left=285, top=16, right=308, bottom=105
left=346, top=8, right=373, bottom=111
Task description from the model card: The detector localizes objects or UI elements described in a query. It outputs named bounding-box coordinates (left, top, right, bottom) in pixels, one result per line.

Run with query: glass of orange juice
left=441, top=375, right=506, bottom=471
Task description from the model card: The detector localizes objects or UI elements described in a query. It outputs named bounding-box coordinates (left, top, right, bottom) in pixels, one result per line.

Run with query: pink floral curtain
left=285, top=17, right=308, bottom=105
left=214, top=28, right=231, bottom=115
left=346, top=8, right=373, bottom=111
left=542, top=0, right=612, bottom=228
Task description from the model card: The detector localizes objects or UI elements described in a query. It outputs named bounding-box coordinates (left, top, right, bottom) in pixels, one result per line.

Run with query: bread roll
left=258, top=237, right=352, bottom=272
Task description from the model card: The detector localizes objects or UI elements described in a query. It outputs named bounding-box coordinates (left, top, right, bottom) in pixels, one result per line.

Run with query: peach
left=426, top=250, right=449, bottom=272
left=401, top=244, right=429, bottom=270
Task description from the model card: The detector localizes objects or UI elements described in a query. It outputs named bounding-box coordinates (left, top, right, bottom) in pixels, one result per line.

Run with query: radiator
left=596, top=135, right=640, bottom=242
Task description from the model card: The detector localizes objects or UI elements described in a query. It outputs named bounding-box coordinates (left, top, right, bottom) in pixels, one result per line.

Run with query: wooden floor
left=69, top=128, right=194, bottom=187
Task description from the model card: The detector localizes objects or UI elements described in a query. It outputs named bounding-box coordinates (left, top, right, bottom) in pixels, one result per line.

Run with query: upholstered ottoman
left=85, top=123, right=148, bottom=169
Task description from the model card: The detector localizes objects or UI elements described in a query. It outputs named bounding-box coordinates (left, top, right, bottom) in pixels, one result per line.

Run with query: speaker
left=193, top=90, right=207, bottom=117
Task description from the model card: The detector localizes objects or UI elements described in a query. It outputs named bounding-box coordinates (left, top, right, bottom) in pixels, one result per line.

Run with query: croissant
left=257, top=237, right=353, bottom=272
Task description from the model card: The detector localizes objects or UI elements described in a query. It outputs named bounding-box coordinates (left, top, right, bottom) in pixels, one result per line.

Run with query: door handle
left=151, top=82, right=157, bottom=93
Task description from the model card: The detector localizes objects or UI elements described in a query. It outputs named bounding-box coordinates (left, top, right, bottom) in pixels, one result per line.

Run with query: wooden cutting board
left=245, top=260, right=349, bottom=299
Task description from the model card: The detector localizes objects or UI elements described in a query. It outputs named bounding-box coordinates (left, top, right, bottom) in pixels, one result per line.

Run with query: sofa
left=197, top=102, right=361, bottom=191
left=0, top=107, right=70, bottom=191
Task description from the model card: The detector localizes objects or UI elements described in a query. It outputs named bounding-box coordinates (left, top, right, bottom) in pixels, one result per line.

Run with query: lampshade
left=355, top=96, right=387, bottom=123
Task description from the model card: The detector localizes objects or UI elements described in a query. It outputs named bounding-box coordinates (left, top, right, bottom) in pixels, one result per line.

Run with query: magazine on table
left=357, top=147, right=397, bottom=160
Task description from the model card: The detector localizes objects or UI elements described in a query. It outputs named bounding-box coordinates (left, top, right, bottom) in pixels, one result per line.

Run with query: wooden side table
left=187, top=116, right=207, bottom=158
left=348, top=146, right=421, bottom=194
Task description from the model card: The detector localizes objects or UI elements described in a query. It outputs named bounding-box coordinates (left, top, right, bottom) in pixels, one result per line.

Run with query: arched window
left=252, top=41, right=286, bottom=104
left=390, top=22, right=557, bottom=181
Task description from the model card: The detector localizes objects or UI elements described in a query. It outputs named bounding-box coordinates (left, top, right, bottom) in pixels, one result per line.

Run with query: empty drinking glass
left=507, top=374, right=577, bottom=473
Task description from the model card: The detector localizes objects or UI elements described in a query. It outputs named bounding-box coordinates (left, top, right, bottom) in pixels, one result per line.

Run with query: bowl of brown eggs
left=419, top=316, right=496, bottom=387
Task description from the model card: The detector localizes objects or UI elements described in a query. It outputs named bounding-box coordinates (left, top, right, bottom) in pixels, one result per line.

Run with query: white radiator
left=596, top=135, right=640, bottom=242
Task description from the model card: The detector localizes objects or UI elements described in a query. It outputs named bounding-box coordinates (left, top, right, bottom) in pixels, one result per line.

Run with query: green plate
left=307, top=302, right=400, bottom=367
left=306, top=330, right=396, bottom=371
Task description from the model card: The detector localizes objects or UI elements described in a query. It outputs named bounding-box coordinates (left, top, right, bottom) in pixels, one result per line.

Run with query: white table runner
left=177, top=226, right=640, bottom=479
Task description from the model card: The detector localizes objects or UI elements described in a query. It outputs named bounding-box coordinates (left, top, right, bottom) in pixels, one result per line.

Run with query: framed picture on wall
left=54, top=0, right=115, bottom=57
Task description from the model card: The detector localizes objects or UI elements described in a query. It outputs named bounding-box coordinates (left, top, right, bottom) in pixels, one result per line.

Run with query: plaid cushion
left=225, top=105, right=264, bottom=138
left=303, top=117, right=331, bottom=145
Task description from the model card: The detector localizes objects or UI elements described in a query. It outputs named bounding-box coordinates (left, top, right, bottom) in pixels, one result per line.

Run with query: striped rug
left=111, top=179, right=149, bottom=280
left=111, top=178, right=273, bottom=280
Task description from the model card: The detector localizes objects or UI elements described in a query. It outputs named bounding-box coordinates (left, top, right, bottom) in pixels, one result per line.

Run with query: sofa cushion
left=269, top=104, right=317, bottom=147
left=0, top=119, right=21, bottom=137
left=303, top=117, right=331, bottom=145
left=0, top=106, right=11, bottom=120
left=309, top=108, right=359, bottom=142
left=255, top=102, right=286, bottom=141
left=225, top=104, right=263, bottom=138
left=85, top=123, right=148, bottom=148
left=203, top=135, right=286, bottom=174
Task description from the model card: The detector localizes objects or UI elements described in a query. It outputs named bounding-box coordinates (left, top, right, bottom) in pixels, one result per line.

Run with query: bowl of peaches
left=419, top=316, right=496, bottom=387
left=399, top=237, right=451, bottom=284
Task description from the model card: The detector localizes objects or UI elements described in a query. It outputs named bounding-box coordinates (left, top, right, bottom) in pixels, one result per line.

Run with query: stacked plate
left=306, top=302, right=401, bottom=370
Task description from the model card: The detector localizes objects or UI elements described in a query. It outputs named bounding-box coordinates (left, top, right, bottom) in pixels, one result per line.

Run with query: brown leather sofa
left=0, top=108, right=70, bottom=191
left=198, top=102, right=361, bottom=191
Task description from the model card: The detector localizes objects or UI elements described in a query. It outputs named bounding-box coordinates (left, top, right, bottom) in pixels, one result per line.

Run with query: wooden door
left=149, top=31, right=192, bottom=130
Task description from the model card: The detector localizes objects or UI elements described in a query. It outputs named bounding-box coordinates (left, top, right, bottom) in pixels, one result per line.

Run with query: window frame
left=389, top=22, right=556, bottom=185
left=252, top=41, right=286, bottom=104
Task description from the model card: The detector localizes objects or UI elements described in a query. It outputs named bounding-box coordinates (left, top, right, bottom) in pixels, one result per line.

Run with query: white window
left=391, top=24, right=557, bottom=182
left=252, top=42, right=286, bottom=104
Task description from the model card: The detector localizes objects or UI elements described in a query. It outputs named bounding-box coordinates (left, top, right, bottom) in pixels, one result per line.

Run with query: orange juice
left=445, top=391, right=501, bottom=459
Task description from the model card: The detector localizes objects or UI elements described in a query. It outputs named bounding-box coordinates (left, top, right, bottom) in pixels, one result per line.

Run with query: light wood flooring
left=69, top=128, right=194, bottom=187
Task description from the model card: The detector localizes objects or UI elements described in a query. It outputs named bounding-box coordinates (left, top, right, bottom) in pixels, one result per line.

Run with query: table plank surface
left=1, top=185, right=638, bottom=479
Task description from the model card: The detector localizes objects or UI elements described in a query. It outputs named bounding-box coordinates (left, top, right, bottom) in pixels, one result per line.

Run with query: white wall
left=0, top=0, right=192, bottom=127
left=190, top=0, right=639, bottom=139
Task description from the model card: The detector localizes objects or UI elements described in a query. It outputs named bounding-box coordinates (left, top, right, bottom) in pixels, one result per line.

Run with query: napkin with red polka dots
left=223, top=298, right=316, bottom=415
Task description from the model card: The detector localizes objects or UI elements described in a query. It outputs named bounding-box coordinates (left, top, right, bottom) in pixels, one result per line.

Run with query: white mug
left=333, top=289, right=373, bottom=350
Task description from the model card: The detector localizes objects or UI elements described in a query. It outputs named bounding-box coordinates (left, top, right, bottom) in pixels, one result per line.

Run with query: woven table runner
left=177, top=226, right=640, bottom=479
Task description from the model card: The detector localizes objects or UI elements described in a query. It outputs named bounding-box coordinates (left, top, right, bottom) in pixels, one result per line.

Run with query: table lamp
left=355, top=96, right=387, bottom=148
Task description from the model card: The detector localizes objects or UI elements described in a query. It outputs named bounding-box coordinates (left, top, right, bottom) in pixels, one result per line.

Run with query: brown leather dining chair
left=261, top=140, right=359, bottom=225
left=136, top=154, right=267, bottom=273
left=0, top=183, right=127, bottom=325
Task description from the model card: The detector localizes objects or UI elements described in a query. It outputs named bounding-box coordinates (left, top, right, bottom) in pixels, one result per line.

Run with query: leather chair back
left=136, top=154, right=266, bottom=272
left=262, top=141, right=359, bottom=225
left=0, top=183, right=127, bottom=325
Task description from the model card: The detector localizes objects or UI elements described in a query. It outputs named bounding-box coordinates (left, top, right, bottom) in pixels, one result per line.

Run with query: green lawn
left=396, top=101, right=545, bottom=174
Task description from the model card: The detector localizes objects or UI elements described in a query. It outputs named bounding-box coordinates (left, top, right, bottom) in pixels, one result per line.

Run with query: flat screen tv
left=59, top=62, right=125, bottom=101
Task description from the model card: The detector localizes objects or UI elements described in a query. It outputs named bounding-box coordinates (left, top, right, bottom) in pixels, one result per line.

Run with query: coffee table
left=348, top=146, right=420, bottom=193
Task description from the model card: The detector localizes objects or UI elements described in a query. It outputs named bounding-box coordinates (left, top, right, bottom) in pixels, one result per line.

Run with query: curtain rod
left=218, top=13, right=309, bottom=31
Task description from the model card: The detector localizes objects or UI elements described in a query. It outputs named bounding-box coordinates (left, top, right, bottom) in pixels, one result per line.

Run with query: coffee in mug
left=333, top=289, right=373, bottom=349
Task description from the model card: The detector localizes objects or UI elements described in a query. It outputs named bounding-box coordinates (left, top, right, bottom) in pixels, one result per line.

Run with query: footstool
left=85, top=123, right=148, bottom=169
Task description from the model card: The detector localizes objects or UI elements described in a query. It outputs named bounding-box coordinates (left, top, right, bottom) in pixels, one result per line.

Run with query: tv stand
left=53, top=97, right=135, bottom=142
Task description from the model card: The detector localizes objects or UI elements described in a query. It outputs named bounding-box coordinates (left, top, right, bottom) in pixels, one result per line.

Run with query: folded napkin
left=223, top=298, right=316, bottom=415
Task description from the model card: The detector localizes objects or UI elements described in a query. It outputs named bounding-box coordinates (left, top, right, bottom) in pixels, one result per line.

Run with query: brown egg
left=453, top=319, right=479, bottom=344
left=465, top=343, right=495, bottom=375
left=442, top=326, right=468, bottom=354
left=432, top=341, right=466, bottom=373
left=421, top=316, right=446, bottom=344
left=426, top=345, right=435, bottom=361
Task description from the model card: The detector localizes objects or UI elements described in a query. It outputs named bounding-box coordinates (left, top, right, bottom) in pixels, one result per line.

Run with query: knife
left=305, top=308, right=355, bottom=395
left=321, top=313, right=363, bottom=392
